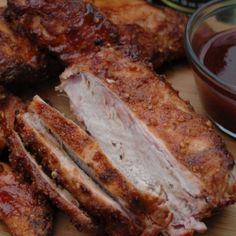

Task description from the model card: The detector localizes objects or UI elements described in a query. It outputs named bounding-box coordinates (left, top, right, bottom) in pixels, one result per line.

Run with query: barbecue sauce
left=193, top=29, right=236, bottom=137
left=200, top=29, right=236, bottom=86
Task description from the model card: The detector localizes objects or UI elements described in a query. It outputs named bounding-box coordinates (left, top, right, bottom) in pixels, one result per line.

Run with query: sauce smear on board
left=200, top=29, right=236, bottom=86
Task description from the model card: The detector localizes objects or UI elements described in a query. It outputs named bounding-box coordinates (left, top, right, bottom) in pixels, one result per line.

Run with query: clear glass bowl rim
left=184, top=0, right=236, bottom=94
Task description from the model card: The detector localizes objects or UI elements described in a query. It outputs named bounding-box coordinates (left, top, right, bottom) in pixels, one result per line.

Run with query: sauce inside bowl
left=200, top=29, right=236, bottom=86
left=191, top=28, right=236, bottom=138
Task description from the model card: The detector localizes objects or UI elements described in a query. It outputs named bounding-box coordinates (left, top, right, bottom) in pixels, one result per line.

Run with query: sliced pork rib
left=0, top=161, right=53, bottom=236
left=28, top=95, right=172, bottom=234
left=7, top=130, right=97, bottom=234
left=60, top=47, right=236, bottom=235
left=0, top=91, right=100, bottom=234
left=16, top=112, right=142, bottom=236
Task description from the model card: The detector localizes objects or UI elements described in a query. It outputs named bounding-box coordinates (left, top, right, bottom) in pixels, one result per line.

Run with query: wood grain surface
left=0, top=0, right=235, bottom=235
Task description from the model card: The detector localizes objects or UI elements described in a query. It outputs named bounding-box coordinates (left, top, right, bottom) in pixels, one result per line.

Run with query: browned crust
left=62, top=47, right=236, bottom=209
left=0, top=161, right=53, bottom=236
left=16, top=112, right=142, bottom=236
left=29, top=95, right=171, bottom=232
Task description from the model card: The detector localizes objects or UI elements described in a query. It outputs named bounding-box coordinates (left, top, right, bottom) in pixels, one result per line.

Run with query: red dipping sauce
left=200, top=29, right=236, bottom=87
left=185, top=0, right=236, bottom=138
left=192, top=28, right=236, bottom=137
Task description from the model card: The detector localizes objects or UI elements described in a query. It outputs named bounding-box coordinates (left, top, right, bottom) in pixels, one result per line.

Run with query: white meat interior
left=23, top=113, right=128, bottom=215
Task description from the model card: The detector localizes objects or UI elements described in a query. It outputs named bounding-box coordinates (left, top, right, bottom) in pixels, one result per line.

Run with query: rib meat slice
left=87, top=0, right=188, bottom=68
left=29, top=95, right=172, bottom=235
left=16, top=112, right=141, bottom=236
left=60, top=47, right=236, bottom=235
left=0, top=162, right=53, bottom=236
left=6, top=129, right=97, bottom=234
left=0, top=90, right=100, bottom=234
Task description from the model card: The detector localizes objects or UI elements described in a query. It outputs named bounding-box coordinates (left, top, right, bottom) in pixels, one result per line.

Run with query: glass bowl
left=185, top=0, right=236, bottom=138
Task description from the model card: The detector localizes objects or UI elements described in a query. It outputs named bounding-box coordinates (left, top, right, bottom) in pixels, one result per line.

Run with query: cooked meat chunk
left=0, top=162, right=53, bottom=236
left=0, top=8, right=50, bottom=85
left=6, top=129, right=98, bottom=234
left=60, top=47, right=236, bottom=235
left=0, top=91, right=100, bottom=234
left=16, top=112, right=141, bottom=236
left=5, top=0, right=120, bottom=66
left=28, top=95, right=172, bottom=234
left=88, top=0, right=188, bottom=68
left=5, top=0, right=186, bottom=69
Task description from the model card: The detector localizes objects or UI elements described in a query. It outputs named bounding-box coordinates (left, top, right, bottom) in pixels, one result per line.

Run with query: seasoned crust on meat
left=0, top=162, right=53, bottom=236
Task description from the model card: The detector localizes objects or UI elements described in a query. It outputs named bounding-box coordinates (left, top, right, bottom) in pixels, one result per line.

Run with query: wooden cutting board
left=0, top=0, right=235, bottom=235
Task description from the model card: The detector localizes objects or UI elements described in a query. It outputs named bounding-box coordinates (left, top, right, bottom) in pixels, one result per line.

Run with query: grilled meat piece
left=16, top=112, right=141, bottom=236
left=0, top=91, right=99, bottom=234
left=60, top=47, right=236, bottom=236
left=0, top=7, right=50, bottom=86
left=6, top=129, right=98, bottom=234
left=88, top=0, right=188, bottom=68
left=0, top=162, right=53, bottom=236
left=5, top=0, right=120, bottom=66
left=28, top=95, right=172, bottom=234
left=5, top=0, right=186, bottom=69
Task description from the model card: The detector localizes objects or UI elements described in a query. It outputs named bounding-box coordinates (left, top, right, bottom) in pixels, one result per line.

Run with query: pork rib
left=60, top=47, right=236, bottom=235
left=28, top=95, right=172, bottom=234
left=0, top=162, right=53, bottom=236
left=16, top=112, right=141, bottom=236
left=7, top=129, right=97, bottom=234
left=5, top=0, right=186, bottom=69
left=5, top=0, right=120, bottom=66
left=87, top=0, right=188, bottom=68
